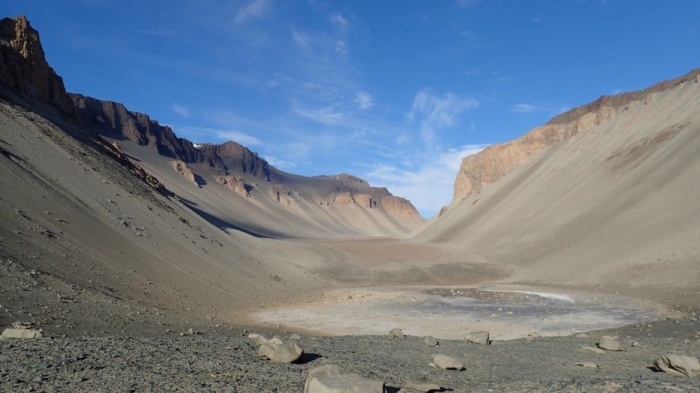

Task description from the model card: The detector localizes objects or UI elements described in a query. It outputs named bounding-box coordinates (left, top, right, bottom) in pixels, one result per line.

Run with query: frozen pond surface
left=254, top=286, right=669, bottom=340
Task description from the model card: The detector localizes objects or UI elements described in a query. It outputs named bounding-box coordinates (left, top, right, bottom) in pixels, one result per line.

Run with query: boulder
left=432, top=354, right=464, bottom=370
left=424, top=336, right=438, bottom=347
left=399, top=380, right=442, bottom=392
left=258, top=337, right=303, bottom=363
left=390, top=328, right=404, bottom=337
left=2, top=328, right=43, bottom=339
left=597, top=336, right=622, bottom=351
left=304, top=364, right=384, bottom=393
left=655, top=355, right=700, bottom=378
left=465, top=331, right=490, bottom=345
left=575, top=362, right=599, bottom=369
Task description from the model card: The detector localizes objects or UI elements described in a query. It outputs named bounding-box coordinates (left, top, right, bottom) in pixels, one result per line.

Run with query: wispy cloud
left=511, top=103, right=541, bottom=113
left=264, top=155, right=296, bottom=169
left=355, top=91, right=374, bottom=111
left=178, top=126, right=262, bottom=146
left=408, top=90, right=479, bottom=146
left=233, top=0, right=272, bottom=25
left=330, top=13, right=349, bottom=31
left=291, top=28, right=311, bottom=49
left=335, top=40, right=347, bottom=55
left=365, top=144, right=488, bottom=217
left=171, top=103, right=191, bottom=118
left=511, top=103, right=570, bottom=115
left=294, top=105, right=344, bottom=125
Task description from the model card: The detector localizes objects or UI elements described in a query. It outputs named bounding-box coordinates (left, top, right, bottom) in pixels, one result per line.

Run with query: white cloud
left=408, top=90, right=479, bottom=146
left=511, top=103, right=541, bottom=113
left=178, top=126, right=262, bottom=146
left=233, top=0, right=272, bottom=25
left=355, top=91, right=374, bottom=111
left=511, top=103, right=570, bottom=116
left=291, top=29, right=311, bottom=49
left=171, top=103, right=191, bottom=118
left=330, top=13, right=349, bottom=30
left=365, top=144, right=488, bottom=218
left=294, top=106, right=344, bottom=125
left=265, top=155, right=296, bottom=169
left=335, top=40, right=347, bottom=55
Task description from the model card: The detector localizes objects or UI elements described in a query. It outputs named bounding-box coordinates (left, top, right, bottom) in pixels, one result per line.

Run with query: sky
left=3, top=1, right=700, bottom=218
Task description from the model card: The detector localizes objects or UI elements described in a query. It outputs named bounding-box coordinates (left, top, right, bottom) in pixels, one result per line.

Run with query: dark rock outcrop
left=0, top=15, right=75, bottom=116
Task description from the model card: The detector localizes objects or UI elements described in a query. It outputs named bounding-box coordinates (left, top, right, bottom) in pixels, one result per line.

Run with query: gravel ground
left=2, top=319, right=700, bottom=392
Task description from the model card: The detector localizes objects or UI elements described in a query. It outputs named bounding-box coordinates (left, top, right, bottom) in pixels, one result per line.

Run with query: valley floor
left=2, top=238, right=700, bottom=392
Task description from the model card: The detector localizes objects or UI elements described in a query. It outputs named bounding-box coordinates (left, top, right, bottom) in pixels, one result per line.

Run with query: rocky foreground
left=2, top=318, right=700, bottom=392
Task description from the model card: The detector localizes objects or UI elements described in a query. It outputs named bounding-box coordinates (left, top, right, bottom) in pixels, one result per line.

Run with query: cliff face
left=0, top=15, right=75, bottom=116
left=70, top=94, right=279, bottom=183
left=452, top=68, right=700, bottom=203
left=197, top=141, right=277, bottom=182
left=70, top=94, right=230, bottom=170
left=380, top=196, right=421, bottom=218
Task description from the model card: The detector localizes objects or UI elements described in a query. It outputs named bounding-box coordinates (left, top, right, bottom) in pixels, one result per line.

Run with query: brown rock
left=655, top=354, right=700, bottom=377
left=0, top=15, right=75, bottom=116
left=217, top=175, right=250, bottom=197
left=171, top=160, right=200, bottom=186
left=258, top=337, right=304, bottom=363
left=432, top=354, right=464, bottom=370
left=380, top=195, right=420, bottom=217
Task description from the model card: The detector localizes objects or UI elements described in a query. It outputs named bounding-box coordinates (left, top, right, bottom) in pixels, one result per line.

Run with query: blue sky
left=4, top=1, right=700, bottom=217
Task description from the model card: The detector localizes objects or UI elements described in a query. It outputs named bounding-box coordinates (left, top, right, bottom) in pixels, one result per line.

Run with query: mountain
left=69, top=92, right=423, bottom=238
left=416, top=68, right=700, bottom=307
left=0, top=14, right=419, bottom=334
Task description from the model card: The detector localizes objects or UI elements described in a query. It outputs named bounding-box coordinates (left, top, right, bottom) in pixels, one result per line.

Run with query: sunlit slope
left=417, top=70, right=700, bottom=293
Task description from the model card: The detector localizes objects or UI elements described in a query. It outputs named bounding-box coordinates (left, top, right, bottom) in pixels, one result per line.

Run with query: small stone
left=424, top=336, right=438, bottom=347
left=390, top=328, right=404, bottom=337
left=597, top=335, right=622, bottom=351
left=258, top=337, right=304, bottom=363
left=575, top=362, right=599, bottom=369
left=465, top=331, right=490, bottom=345
left=2, top=328, right=43, bottom=339
left=432, top=354, right=464, bottom=370
left=304, top=364, right=384, bottom=393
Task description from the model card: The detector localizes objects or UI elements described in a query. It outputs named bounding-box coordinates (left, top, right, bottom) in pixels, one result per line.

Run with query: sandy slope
left=106, top=137, right=422, bottom=239
left=0, top=96, right=338, bottom=327
left=415, top=73, right=700, bottom=310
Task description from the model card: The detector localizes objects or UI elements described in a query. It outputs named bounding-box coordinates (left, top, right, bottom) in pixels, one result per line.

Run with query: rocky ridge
left=0, top=15, right=75, bottom=116
left=69, top=91, right=422, bottom=223
left=452, top=68, right=700, bottom=203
